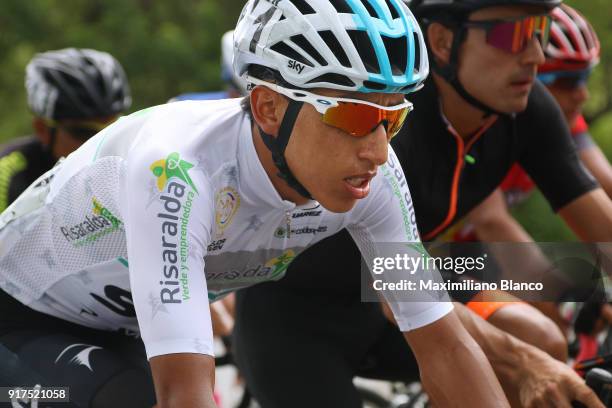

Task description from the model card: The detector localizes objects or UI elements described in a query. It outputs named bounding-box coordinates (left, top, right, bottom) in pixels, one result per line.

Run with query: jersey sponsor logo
left=288, top=60, right=306, bottom=74
left=274, top=225, right=327, bottom=238
left=264, top=0, right=280, bottom=6
left=91, top=285, right=135, bottom=317
left=59, top=197, right=122, bottom=247
left=207, top=249, right=296, bottom=283
left=207, top=238, right=226, bottom=252
left=151, top=153, right=198, bottom=306
left=383, top=154, right=419, bottom=241
left=215, top=187, right=240, bottom=235
left=291, top=210, right=322, bottom=219
left=151, top=152, right=198, bottom=193
left=54, top=343, right=102, bottom=372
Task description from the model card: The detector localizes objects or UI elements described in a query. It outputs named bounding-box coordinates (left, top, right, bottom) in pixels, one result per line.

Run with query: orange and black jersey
left=268, top=77, right=598, bottom=296
left=393, top=78, right=597, bottom=241
left=0, top=136, right=56, bottom=212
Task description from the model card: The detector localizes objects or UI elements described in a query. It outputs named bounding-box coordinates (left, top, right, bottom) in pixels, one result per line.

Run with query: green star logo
left=150, top=152, right=197, bottom=193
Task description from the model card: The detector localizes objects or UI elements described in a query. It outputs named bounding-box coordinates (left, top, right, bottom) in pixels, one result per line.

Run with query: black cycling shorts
left=0, top=289, right=156, bottom=408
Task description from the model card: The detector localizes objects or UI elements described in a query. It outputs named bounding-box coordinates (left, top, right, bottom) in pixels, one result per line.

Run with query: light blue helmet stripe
left=389, top=0, right=416, bottom=83
left=346, top=0, right=393, bottom=83
left=366, top=0, right=394, bottom=26
left=346, top=0, right=419, bottom=93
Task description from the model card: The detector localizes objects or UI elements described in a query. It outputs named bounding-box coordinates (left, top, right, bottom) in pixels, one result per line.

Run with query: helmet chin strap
left=257, top=99, right=313, bottom=200
left=432, top=25, right=507, bottom=118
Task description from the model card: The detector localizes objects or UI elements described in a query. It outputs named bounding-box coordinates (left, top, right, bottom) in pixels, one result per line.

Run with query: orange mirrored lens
left=322, top=102, right=409, bottom=138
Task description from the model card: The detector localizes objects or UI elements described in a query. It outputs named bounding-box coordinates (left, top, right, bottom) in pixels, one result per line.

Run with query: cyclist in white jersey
left=0, top=1, right=600, bottom=407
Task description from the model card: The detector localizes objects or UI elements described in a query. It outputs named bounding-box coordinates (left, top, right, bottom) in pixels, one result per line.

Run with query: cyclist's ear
left=427, top=22, right=454, bottom=65
left=32, top=117, right=52, bottom=146
left=249, top=86, right=288, bottom=137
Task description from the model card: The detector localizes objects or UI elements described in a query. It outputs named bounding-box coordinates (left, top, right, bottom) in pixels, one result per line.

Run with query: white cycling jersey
left=0, top=98, right=452, bottom=358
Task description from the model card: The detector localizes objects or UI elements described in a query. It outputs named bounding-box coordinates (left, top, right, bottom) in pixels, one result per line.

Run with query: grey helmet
left=25, top=48, right=131, bottom=120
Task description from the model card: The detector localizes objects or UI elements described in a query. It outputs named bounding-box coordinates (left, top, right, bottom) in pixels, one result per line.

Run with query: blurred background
left=0, top=0, right=609, bottom=240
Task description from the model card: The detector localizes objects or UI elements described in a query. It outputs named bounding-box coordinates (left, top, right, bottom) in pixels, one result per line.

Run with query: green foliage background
left=0, top=0, right=244, bottom=139
left=0, top=0, right=609, bottom=240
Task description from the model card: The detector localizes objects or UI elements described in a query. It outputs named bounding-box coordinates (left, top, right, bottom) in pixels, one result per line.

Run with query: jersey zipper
left=423, top=116, right=498, bottom=240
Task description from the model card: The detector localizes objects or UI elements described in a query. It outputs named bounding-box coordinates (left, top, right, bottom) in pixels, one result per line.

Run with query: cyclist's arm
left=518, top=82, right=609, bottom=239
left=579, top=145, right=612, bottom=200
left=404, top=310, right=509, bottom=407
left=150, top=354, right=216, bottom=408
left=124, top=115, right=217, bottom=405
left=454, top=302, right=604, bottom=408
left=467, top=188, right=533, bottom=242
left=467, top=189, right=567, bottom=328
left=558, top=188, right=612, bottom=241
left=349, top=147, right=507, bottom=405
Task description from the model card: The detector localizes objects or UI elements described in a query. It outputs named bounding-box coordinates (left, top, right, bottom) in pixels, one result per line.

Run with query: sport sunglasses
left=538, top=68, right=592, bottom=90
left=247, top=76, right=413, bottom=139
left=43, top=117, right=118, bottom=141
left=462, top=14, right=552, bottom=55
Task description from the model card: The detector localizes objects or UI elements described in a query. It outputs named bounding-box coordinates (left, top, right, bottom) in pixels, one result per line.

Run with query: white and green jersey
left=0, top=99, right=452, bottom=358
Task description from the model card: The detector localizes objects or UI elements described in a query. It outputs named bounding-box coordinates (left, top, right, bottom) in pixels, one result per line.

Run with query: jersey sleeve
left=124, top=115, right=215, bottom=360
left=346, top=146, right=453, bottom=332
left=517, top=81, right=598, bottom=211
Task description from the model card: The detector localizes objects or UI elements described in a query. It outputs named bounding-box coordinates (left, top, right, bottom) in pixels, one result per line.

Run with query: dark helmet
left=25, top=48, right=132, bottom=120
left=411, top=0, right=561, bottom=19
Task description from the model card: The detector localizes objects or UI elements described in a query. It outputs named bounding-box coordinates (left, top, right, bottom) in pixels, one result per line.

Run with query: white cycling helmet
left=233, top=0, right=428, bottom=94
left=221, top=30, right=249, bottom=95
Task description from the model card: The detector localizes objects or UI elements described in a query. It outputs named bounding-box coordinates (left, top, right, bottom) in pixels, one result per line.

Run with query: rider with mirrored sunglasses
left=0, top=0, right=522, bottom=406
left=233, top=0, right=610, bottom=406
left=447, top=4, right=612, bottom=337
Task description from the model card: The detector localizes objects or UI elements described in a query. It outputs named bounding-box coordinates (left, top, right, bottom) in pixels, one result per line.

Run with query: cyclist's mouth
left=344, top=173, right=375, bottom=199
left=510, top=76, right=534, bottom=92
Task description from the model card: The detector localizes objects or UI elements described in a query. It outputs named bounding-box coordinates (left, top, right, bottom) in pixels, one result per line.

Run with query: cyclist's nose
left=358, top=123, right=388, bottom=166
left=520, top=37, right=545, bottom=66
left=573, top=84, right=589, bottom=104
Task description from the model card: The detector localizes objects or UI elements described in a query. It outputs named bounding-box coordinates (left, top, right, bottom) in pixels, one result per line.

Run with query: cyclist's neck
left=433, top=74, right=495, bottom=140
left=251, top=125, right=310, bottom=206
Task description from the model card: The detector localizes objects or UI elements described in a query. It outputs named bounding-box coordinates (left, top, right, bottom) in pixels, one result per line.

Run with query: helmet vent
left=287, top=0, right=316, bottom=15
left=361, top=1, right=379, bottom=18
left=318, top=30, right=352, bottom=68
left=328, top=0, right=353, bottom=14
left=291, top=34, right=328, bottom=66
left=382, top=34, right=408, bottom=75
left=384, top=0, right=400, bottom=19
left=363, top=80, right=386, bottom=90
left=347, top=30, right=381, bottom=74
left=307, top=73, right=356, bottom=87
left=270, top=41, right=314, bottom=67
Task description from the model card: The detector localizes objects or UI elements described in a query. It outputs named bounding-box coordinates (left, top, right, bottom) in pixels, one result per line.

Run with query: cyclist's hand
left=518, top=356, right=604, bottom=408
